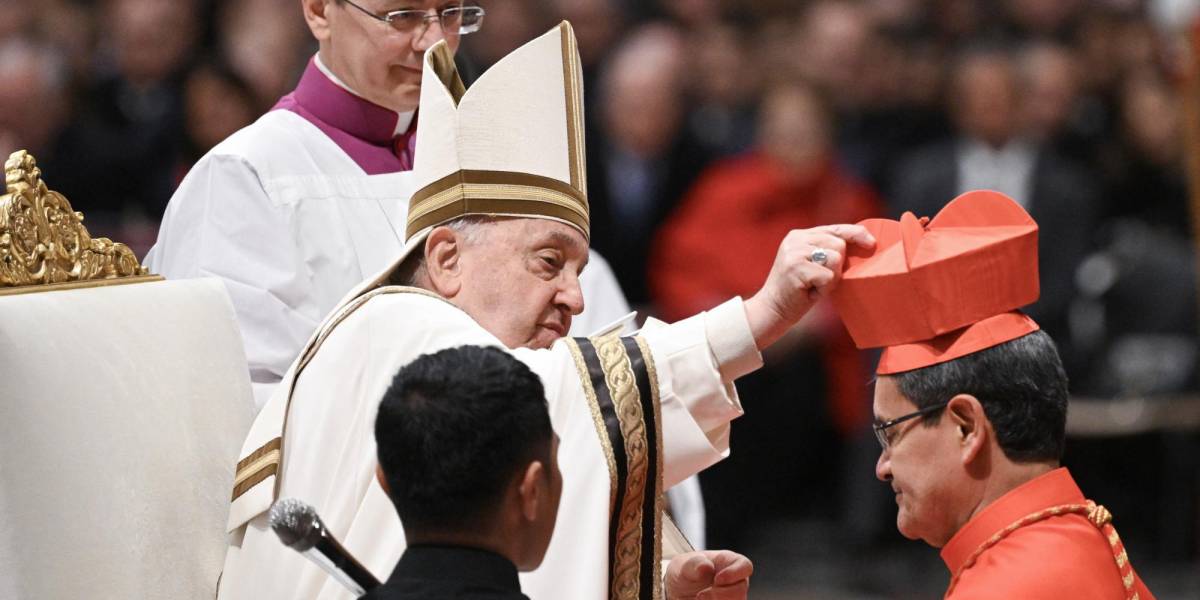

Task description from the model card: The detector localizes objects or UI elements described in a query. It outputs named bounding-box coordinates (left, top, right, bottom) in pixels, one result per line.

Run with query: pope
left=217, top=22, right=873, bottom=600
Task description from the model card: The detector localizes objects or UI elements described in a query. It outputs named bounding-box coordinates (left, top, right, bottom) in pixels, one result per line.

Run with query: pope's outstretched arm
left=517, top=223, right=876, bottom=491
left=743, top=224, right=876, bottom=350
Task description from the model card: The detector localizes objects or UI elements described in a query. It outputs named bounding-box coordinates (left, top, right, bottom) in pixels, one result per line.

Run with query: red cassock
left=940, top=468, right=1154, bottom=599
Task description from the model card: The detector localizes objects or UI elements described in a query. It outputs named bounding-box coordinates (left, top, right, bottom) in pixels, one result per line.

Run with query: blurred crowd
left=2, top=0, right=1198, bottom=566
left=0, top=0, right=308, bottom=251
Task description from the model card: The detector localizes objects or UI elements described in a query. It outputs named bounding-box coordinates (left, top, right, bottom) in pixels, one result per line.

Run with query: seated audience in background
left=365, top=345, right=561, bottom=600
left=586, top=23, right=711, bottom=308
left=0, top=37, right=70, bottom=167
left=651, top=81, right=881, bottom=549
left=79, top=0, right=201, bottom=227
left=832, top=190, right=1154, bottom=599
left=215, top=0, right=313, bottom=111
left=178, top=59, right=258, bottom=173
left=1017, top=41, right=1090, bottom=165
left=1071, top=71, right=1199, bottom=398
left=652, top=81, right=879, bottom=426
left=888, top=46, right=1097, bottom=377
left=681, top=22, right=758, bottom=159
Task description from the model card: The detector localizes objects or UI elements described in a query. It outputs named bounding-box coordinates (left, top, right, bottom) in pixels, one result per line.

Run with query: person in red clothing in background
left=650, top=81, right=881, bottom=548
left=653, top=81, right=880, bottom=433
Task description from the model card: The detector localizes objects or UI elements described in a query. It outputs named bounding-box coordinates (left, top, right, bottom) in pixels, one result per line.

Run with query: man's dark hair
left=375, top=345, right=553, bottom=533
left=890, top=329, right=1069, bottom=462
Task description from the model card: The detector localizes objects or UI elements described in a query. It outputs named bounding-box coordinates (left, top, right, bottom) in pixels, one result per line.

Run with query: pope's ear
left=424, top=226, right=464, bottom=297
left=947, top=394, right=988, bottom=464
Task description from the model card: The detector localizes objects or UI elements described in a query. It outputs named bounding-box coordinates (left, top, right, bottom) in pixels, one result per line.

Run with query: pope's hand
left=665, top=550, right=753, bottom=600
left=744, top=224, right=875, bottom=350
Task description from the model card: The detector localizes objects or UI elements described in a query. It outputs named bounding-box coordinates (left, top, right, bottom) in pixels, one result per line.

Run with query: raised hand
left=743, top=224, right=875, bottom=350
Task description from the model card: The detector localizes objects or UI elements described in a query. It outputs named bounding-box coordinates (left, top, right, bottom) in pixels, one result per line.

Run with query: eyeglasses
left=873, top=401, right=948, bottom=451
left=341, top=1, right=485, bottom=35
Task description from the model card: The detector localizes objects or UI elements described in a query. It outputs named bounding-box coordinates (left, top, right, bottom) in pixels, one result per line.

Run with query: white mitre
left=404, top=20, right=589, bottom=258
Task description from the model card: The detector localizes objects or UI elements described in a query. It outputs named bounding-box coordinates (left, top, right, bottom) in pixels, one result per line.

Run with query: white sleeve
left=145, top=155, right=317, bottom=410
left=527, top=295, right=762, bottom=491
left=640, top=297, right=762, bottom=488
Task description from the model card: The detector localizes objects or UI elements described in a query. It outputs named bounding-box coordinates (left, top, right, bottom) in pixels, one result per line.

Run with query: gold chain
left=945, top=501, right=1139, bottom=599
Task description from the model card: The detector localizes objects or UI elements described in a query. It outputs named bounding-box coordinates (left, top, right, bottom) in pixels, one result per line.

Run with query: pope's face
left=873, top=376, right=965, bottom=548
left=316, top=0, right=462, bottom=113
left=457, top=219, right=588, bottom=350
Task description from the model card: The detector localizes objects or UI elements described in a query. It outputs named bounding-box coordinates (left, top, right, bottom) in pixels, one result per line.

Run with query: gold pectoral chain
left=946, top=501, right=1139, bottom=599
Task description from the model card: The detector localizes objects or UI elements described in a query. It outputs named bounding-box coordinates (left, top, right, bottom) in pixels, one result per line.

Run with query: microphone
left=269, top=498, right=382, bottom=596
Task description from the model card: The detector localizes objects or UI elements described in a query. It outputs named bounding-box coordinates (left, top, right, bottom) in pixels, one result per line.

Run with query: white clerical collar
left=314, top=53, right=415, bottom=136
left=960, top=137, right=1034, bottom=160
left=957, top=137, right=1037, bottom=208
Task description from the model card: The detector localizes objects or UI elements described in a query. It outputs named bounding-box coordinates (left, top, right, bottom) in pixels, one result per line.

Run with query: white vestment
left=572, top=256, right=708, bottom=549
left=144, top=86, right=631, bottom=412
left=144, top=109, right=416, bottom=409
left=218, top=288, right=762, bottom=600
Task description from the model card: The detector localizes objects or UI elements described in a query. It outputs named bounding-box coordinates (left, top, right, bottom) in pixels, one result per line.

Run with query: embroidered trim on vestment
left=626, top=336, right=664, bottom=600
left=560, top=26, right=586, bottom=193
left=565, top=338, right=620, bottom=513
left=570, top=333, right=663, bottom=600
left=231, top=437, right=282, bottom=501
left=407, top=170, right=589, bottom=239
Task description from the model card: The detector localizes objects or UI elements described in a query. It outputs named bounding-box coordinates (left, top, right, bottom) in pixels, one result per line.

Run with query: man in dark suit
left=585, top=24, right=713, bottom=307
left=363, top=345, right=561, bottom=600
left=889, top=46, right=1097, bottom=374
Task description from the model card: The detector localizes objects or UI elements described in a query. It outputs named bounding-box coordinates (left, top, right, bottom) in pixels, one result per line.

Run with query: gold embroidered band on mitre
left=559, top=25, right=586, bottom=193
left=409, top=23, right=589, bottom=241
left=427, top=42, right=467, bottom=105
left=406, top=169, right=590, bottom=240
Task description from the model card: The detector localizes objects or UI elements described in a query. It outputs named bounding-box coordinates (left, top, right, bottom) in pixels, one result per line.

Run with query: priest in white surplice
left=142, top=1, right=629, bottom=412
left=219, top=23, right=875, bottom=600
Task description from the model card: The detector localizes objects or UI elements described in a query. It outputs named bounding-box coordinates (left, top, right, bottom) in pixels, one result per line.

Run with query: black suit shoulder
left=360, top=546, right=529, bottom=600
left=360, top=580, right=528, bottom=600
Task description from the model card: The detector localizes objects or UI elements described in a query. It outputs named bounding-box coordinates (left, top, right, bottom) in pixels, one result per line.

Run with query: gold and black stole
left=566, top=332, right=665, bottom=600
